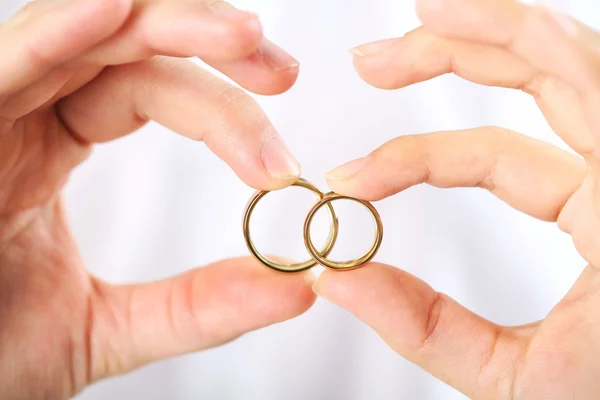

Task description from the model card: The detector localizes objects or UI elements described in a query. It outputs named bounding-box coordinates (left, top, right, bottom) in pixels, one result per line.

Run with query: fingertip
left=260, top=136, right=301, bottom=183
left=325, top=157, right=369, bottom=182
left=324, top=175, right=379, bottom=201
left=311, top=268, right=334, bottom=302
left=316, top=263, right=440, bottom=344
left=265, top=64, right=301, bottom=95
left=303, top=268, right=318, bottom=287
left=351, top=46, right=410, bottom=91
left=194, top=258, right=316, bottom=327
left=323, top=156, right=388, bottom=201
left=312, top=268, right=331, bottom=298
left=193, top=81, right=300, bottom=191
left=234, top=162, right=299, bottom=193
left=314, top=263, right=388, bottom=307
left=224, top=40, right=301, bottom=95
left=352, top=55, right=388, bottom=89
left=234, top=160, right=300, bottom=192
left=237, top=64, right=300, bottom=96
left=296, top=269, right=319, bottom=312
left=250, top=260, right=318, bottom=319
left=210, top=55, right=300, bottom=97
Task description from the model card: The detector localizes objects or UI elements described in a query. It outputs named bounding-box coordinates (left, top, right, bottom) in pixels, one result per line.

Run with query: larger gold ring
left=243, top=178, right=339, bottom=273
left=304, top=192, right=383, bottom=271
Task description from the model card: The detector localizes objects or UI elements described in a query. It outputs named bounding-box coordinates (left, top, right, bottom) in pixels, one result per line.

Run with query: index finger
left=57, top=58, right=301, bottom=190
left=325, top=128, right=586, bottom=222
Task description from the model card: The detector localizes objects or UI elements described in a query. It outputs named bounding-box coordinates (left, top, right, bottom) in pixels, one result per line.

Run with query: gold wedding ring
left=242, top=178, right=383, bottom=272
left=304, top=193, right=383, bottom=271
left=243, top=179, right=339, bottom=273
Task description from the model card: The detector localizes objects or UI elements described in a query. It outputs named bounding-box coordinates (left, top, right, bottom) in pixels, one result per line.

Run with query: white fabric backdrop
left=1, top=0, right=598, bottom=398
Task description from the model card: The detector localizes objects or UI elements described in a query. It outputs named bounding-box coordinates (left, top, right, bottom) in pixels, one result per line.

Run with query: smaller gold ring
left=303, top=193, right=383, bottom=271
left=243, top=179, right=339, bottom=273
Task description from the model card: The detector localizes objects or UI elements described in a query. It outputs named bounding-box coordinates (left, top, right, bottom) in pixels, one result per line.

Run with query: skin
left=315, top=0, right=600, bottom=399
left=0, top=0, right=315, bottom=399
left=3, top=0, right=600, bottom=399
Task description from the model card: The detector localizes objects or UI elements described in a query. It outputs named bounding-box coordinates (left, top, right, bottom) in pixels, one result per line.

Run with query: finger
left=206, top=38, right=300, bottom=96
left=325, top=128, right=586, bottom=222
left=0, top=0, right=132, bottom=96
left=313, top=263, right=532, bottom=398
left=0, top=67, right=74, bottom=120
left=89, top=257, right=315, bottom=381
left=57, top=57, right=301, bottom=190
left=416, top=0, right=600, bottom=90
left=350, top=27, right=596, bottom=155
left=84, top=0, right=263, bottom=64
left=351, top=27, right=534, bottom=90
left=81, top=0, right=299, bottom=95
left=416, top=0, right=600, bottom=145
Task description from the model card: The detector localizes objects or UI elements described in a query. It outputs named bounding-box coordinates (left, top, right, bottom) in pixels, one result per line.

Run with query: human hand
left=314, top=1, right=600, bottom=398
left=0, top=1, right=315, bottom=398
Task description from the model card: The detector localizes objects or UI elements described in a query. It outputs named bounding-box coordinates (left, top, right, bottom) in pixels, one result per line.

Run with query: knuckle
left=418, top=292, right=443, bottom=350
left=377, top=134, right=420, bottom=159
left=215, top=84, right=253, bottom=117
left=522, top=72, right=547, bottom=96
left=203, top=82, right=267, bottom=149
left=481, top=126, right=520, bottom=143
left=22, top=38, right=56, bottom=67
left=487, top=125, right=512, bottom=136
left=204, top=0, right=262, bottom=49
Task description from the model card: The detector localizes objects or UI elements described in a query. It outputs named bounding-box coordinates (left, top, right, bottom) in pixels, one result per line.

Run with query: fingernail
left=257, top=38, right=300, bottom=72
left=325, top=157, right=369, bottom=181
left=539, top=5, right=578, bottom=37
left=304, top=270, right=317, bottom=286
left=262, top=137, right=301, bottom=180
left=311, top=280, right=321, bottom=296
left=350, top=38, right=398, bottom=56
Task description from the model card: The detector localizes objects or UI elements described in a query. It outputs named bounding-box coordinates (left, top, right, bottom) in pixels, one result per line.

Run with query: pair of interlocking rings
left=243, top=178, right=384, bottom=273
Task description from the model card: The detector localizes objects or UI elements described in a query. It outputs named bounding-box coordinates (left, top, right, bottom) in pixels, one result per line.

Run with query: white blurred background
left=2, top=0, right=598, bottom=398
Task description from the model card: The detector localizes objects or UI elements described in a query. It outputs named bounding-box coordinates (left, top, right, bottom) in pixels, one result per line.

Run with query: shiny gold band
left=304, top=193, right=383, bottom=271
left=243, top=178, right=339, bottom=273
left=242, top=178, right=383, bottom=272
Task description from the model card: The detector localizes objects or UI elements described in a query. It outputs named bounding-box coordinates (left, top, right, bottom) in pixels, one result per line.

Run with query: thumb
left=88, top=257, right=315, bottom=381
left=313, top=263, right=531, bottom=398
